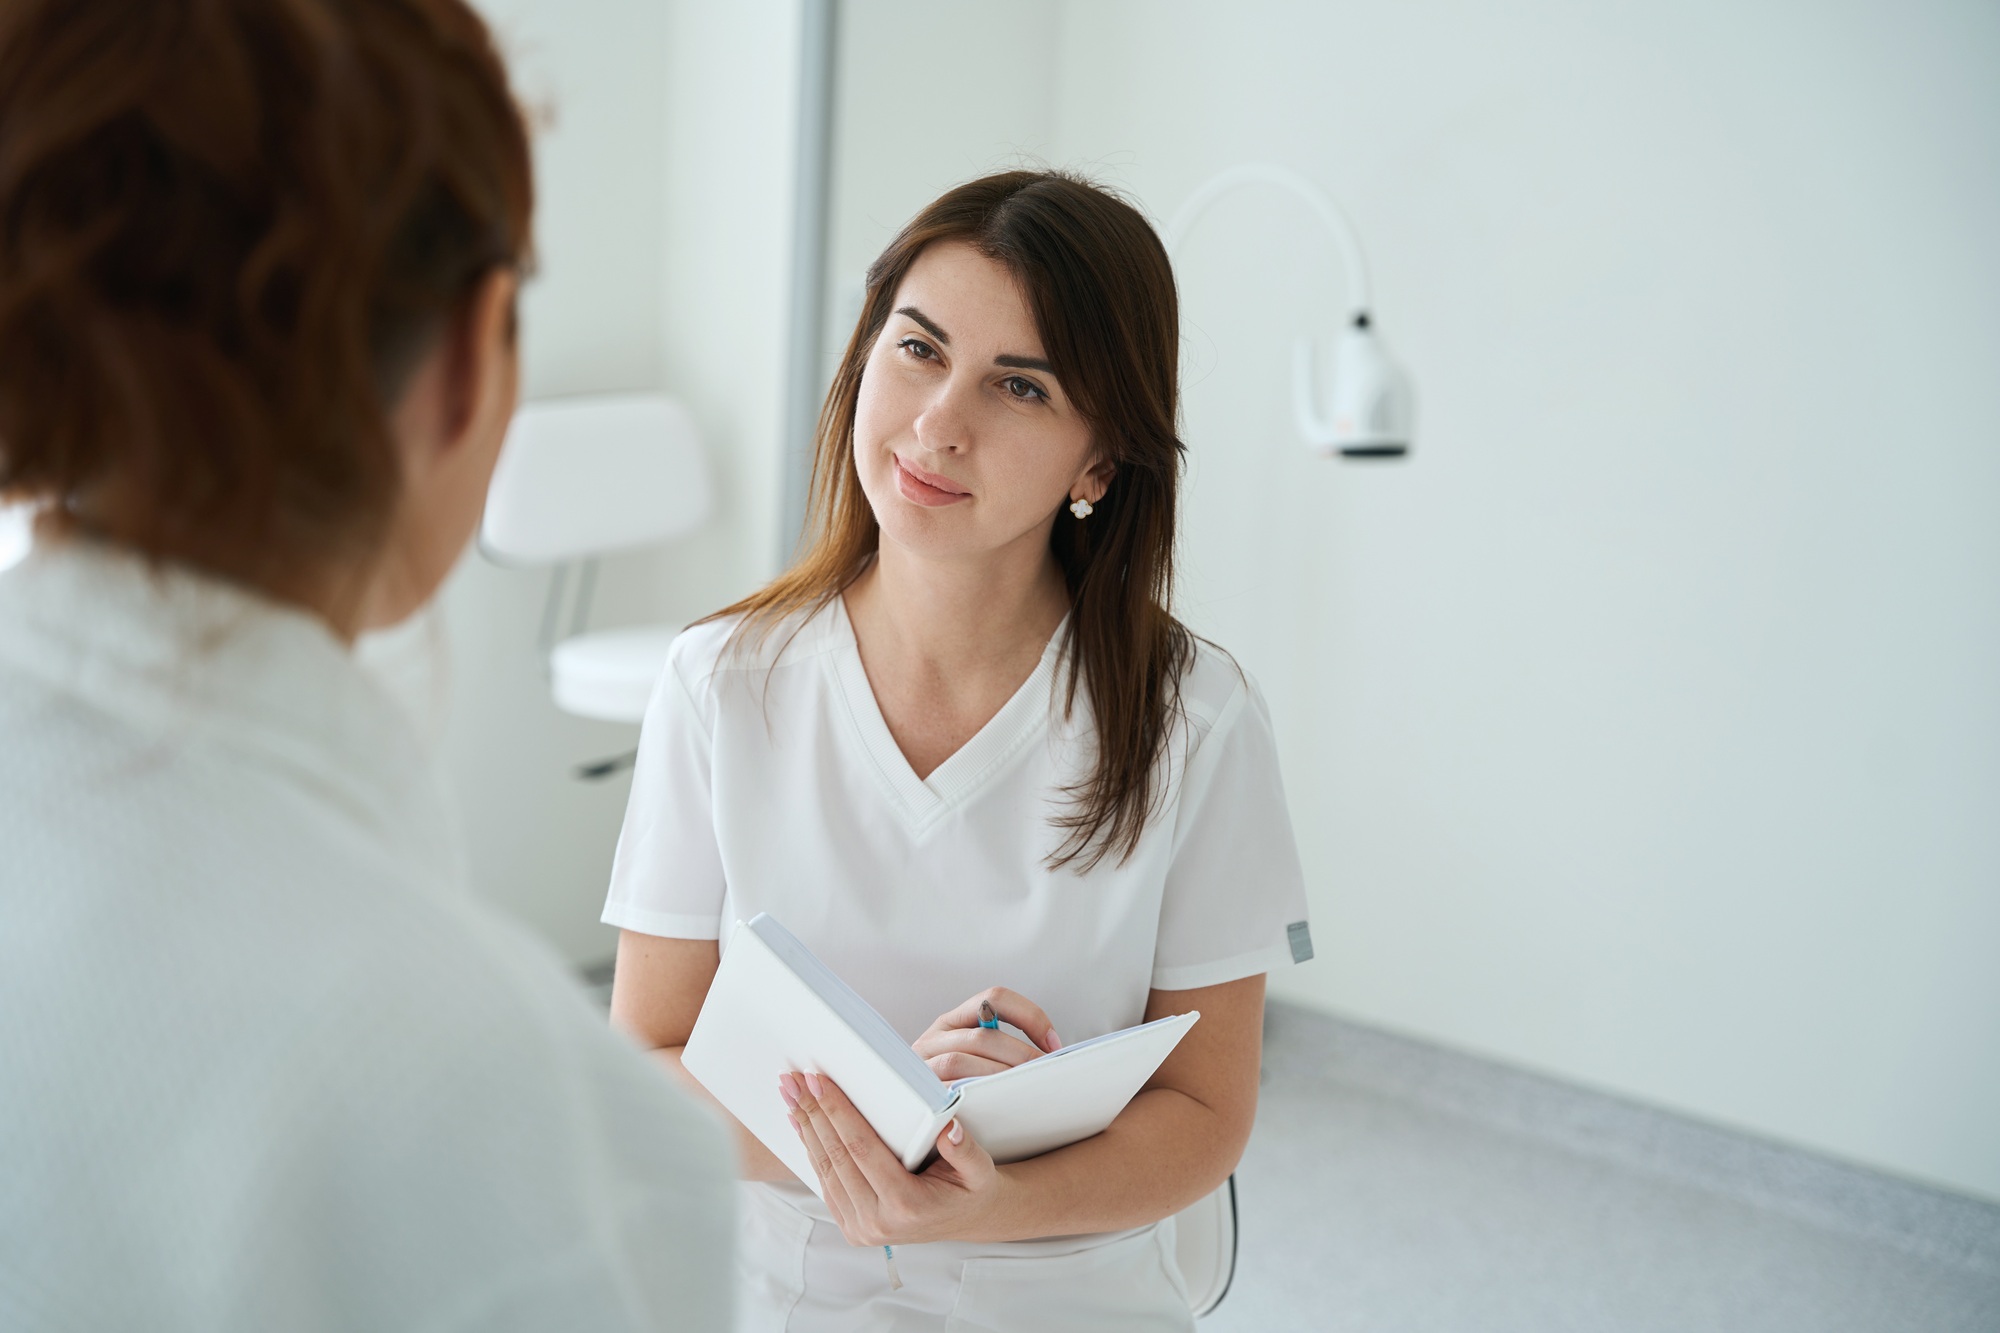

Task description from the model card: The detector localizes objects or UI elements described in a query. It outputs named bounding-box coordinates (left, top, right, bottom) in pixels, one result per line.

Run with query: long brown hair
left=0, top=0, right=532, bottom=591
left=712, top=170, right=1195, bottom=872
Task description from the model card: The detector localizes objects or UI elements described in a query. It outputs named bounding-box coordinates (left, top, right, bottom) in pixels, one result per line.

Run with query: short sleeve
left=1150, top=671, right=1314, bottom=991
left=601, top=639, right=727, bottom=939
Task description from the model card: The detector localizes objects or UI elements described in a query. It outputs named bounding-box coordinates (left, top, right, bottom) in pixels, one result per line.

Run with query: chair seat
left=550, top=624, right=679, bottom=724
left=1174, top=1176, right=1238, bottom=1316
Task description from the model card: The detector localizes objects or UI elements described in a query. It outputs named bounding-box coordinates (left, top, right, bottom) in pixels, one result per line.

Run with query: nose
left=912, top=377, right=976, bottom=455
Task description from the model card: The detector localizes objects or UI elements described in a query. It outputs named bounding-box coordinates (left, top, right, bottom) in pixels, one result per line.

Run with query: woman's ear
left=1075, top=452, right=1116, bottom=505
left=441, top=267, right=520, bottom=451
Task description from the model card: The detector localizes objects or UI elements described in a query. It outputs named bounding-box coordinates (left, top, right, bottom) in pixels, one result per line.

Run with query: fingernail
left=804, top=1072, right=822, bottom=1098
left=1047, top=1030, right=1062, bottom=1051
left=949, top=1119, right=964, bottom=1144
left=790, top=1114, right=802, bottom=1137
left=778, top=1074, right=799, bottom=1108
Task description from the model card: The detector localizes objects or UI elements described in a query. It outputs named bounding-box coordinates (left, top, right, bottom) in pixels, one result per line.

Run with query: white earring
left=1069, top=497, right=1094, bottom=519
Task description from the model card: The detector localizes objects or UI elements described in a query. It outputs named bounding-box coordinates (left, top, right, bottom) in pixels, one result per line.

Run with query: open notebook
left=681, top=914, right=1199, bottom=1194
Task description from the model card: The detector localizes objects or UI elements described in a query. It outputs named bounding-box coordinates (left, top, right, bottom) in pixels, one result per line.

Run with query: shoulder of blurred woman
left=0, top=537, right=456, bottom=879
left=0, top=549, right=734, bottom=1184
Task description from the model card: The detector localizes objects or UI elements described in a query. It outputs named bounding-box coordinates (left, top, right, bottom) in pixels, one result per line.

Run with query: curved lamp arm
left=1167, top=161, right=1373, bottom=323
left=1165, top=162, right=1412, bottom=458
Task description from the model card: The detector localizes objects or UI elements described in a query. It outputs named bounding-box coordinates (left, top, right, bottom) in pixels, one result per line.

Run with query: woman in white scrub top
left=606, top=170, right=1313, bottom=1332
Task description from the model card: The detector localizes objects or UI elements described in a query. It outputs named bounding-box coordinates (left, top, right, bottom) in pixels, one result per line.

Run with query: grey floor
left=1207, top=1004, right=2000, bottom=1332
left=585, top=968, right=2000, bottom=1330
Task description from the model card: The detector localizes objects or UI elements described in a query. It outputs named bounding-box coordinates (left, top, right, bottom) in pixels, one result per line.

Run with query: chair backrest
left=480, top=393, right=710, bottom=565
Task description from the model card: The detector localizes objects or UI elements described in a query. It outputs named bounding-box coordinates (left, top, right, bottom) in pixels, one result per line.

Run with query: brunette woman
left=605, top=171, right=1313, bottom=1330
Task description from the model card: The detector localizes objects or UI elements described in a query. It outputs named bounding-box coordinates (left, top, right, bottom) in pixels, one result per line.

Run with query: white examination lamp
left=1167, top=162, right=1414, bottom=459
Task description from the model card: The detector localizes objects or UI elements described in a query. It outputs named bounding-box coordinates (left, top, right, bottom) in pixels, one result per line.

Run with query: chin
left=872, top=502, right=977, bottom=560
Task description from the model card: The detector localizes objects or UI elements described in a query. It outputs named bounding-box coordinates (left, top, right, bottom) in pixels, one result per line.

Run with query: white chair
left=480, top=393, right=710, bottom=765
left=1175, top=1175, right=1239, bottom=1317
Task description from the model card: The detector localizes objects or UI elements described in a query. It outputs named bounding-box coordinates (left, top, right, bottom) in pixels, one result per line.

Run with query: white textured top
left=0, top=541, right=735, bottom=1332
left=604, top=595, right=1312, bottom=1054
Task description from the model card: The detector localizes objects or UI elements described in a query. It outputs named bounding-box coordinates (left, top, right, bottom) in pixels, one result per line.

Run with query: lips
left=893, top=455, right=971, bottom=506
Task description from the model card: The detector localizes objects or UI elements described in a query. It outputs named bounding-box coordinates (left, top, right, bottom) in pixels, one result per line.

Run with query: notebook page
left=945, top=1012, right=1194, bottom=1092
left=945, top=1010, right=1200, bottom=1165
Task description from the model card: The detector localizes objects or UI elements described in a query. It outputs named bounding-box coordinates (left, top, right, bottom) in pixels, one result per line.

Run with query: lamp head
left=1292, top=316, right=1413, bottom=459
left=1323, top=317, right=1412, bottom=459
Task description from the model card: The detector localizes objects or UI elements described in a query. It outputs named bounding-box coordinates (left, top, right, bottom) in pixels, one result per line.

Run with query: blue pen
left=979, top=1000, right=1000, bottom=1030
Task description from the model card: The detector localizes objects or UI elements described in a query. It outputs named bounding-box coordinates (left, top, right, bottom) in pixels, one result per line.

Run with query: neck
left=849, top=527, right=1069, bottom=676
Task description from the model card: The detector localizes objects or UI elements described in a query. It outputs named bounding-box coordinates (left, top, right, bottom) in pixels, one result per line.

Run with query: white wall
left=1047, top=0, right=2000, bottom=1200
left=360, top=0, right=797, bottom=966
left=390, top=0, right=1998, bottom=1203
left=823, top=2, right=1061, bottom=358
left=821, top=0, right=2000, bottom=1201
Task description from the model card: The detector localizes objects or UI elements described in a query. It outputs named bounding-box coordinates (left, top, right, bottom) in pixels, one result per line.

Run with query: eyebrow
left=895, top=306, right=949, bottom=345
left=895, top=305, right=1054, bottom=375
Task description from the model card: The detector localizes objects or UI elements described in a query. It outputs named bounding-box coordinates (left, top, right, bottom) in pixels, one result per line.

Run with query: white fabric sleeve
left=601, top=643, right=727, bottom=940
left=1150, top=673, right=1314, bottom=992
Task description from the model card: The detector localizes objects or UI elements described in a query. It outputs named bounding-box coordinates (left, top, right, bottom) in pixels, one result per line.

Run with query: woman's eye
left=897, top=337, right=938, bottom=362
left=1004, top=376, right=1046, bottom=401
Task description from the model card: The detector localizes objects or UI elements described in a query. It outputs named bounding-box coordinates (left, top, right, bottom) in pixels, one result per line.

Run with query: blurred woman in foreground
left=0, top=1, right=732, bottom=1327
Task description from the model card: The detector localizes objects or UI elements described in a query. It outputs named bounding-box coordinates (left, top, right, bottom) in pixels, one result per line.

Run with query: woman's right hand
left=914, top=987, right=1063, bottom=1081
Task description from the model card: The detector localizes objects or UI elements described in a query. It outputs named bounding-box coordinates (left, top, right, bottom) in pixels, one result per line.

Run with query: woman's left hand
left=781, top=1071, right=1004, bottom=1246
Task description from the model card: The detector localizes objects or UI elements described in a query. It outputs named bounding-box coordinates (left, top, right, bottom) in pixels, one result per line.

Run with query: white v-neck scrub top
left=603, top=597, right=1311, bottom=1332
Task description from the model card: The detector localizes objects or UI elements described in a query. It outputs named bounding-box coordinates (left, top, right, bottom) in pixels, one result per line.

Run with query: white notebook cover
left=681, top=916, right=1199, bottom=1197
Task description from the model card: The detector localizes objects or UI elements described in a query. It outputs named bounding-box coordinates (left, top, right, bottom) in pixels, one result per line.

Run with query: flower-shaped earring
left=1069, top=496, right=1094, bottom=519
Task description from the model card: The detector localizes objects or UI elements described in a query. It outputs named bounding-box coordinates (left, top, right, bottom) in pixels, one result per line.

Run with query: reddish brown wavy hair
left=713, top=171, right=1196, bottom=872
left=0, top=0, right=532, bottom=589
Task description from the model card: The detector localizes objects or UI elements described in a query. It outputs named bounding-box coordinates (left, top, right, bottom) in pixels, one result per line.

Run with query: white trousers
left=734, top=1183, right=1198, bottom=1333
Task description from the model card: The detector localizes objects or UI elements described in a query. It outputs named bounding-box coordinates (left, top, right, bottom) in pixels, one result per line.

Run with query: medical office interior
left=7, top=0, right=1991, bottom=1327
